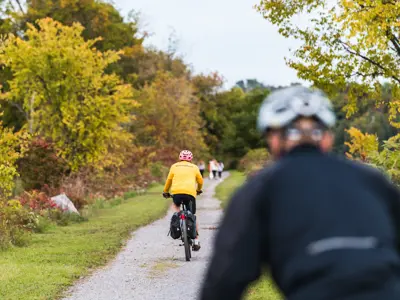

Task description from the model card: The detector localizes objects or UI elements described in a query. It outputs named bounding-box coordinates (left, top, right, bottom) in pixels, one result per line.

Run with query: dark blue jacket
left=200, top=145, right=400, bottom=300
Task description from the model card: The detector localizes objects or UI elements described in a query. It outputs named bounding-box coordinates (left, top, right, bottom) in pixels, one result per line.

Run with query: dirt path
left=63, top=174, right=228, bottom=300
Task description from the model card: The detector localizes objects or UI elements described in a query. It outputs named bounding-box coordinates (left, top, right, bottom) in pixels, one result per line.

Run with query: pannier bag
left=169, top=212, right=181, bottom=239
left=186, top=211, right=197, bottom=240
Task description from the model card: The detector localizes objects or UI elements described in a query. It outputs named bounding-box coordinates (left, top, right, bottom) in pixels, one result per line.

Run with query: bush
left=18, top=190, right=86, bottom=226
left=34, top=216, right=54, bottom=233
left=109, top=197, right=123, bottom=207
left=58, top=174, right=89, bottom=209
left=238, top=148, right=270, bottom=175
left=19, top=190, right=58, bottom=212
left=0, top=200, right=38, bottom=249
left=150, top=161, right=169, bottom=180
left=0, top=122, right=27, bottom=199
left=17, top=137, right=69, bottom=190
left=51, top=211, right=87, bottom=226
left=346, top=128, right=400, bottom=184
left=123, top=191, right=138, bottom=200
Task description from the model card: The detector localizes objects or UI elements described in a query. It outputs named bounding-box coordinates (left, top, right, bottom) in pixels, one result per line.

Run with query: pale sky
left=114, top=0, right=305, bottom=88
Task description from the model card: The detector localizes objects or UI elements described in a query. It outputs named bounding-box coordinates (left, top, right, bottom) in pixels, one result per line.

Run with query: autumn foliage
left=257, top=1, right=400, bottom=179
left=3, top=0, right=400, bottom=251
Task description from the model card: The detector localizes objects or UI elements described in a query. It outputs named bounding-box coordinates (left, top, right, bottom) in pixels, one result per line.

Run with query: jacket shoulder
left=329, top=154, right=389, bottom=179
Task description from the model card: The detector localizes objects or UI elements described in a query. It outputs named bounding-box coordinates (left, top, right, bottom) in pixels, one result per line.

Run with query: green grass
left=245, top=276, right=281, bottom=300
left=215, top=170, right=246, bottom=209
left=0, top=185, right=169, bottom=300
left=215, top=171, right=282, bottom=300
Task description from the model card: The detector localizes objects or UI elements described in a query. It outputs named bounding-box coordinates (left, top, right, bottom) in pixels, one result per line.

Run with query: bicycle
left=164, top=191, right=202, bottom=261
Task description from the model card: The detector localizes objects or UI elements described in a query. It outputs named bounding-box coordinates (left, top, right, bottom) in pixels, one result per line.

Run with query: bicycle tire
left=182, top=219, right=191, bottom=261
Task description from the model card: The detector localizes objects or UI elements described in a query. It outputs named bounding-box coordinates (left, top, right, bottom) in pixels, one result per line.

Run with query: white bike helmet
left=257, top=86, right=336, bottom=133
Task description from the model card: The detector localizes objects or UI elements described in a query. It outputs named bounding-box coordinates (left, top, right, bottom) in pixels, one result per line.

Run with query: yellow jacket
left=163, top=161, right=204, bottom=198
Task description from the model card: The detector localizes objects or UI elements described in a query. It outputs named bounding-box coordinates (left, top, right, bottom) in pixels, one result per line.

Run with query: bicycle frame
left=164, top=193, right=196, bottom=261
left=180, top=203, right=192, bottom=241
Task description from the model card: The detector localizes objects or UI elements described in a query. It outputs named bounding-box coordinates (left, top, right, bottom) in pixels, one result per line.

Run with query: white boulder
left=51, top=193, right=80, bottom=215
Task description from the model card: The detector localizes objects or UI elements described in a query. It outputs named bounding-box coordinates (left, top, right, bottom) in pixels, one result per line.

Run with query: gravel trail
left=63, top=174, right=228, bottom=300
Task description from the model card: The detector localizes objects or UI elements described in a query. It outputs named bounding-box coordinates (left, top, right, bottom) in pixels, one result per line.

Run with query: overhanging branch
left=8, top=101, right=28, bottom=120
left=386, top=28, right=400, bottom=57
left=338, top=39, right=400, bottom=84
left=13, top=0, right=25, bottom=14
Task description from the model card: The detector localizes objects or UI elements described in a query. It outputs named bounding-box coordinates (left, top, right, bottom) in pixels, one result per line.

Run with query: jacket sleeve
left=163, top=167, right=174, bottom=193
left=367, top=166, right=400, bottom=253
left=200, top=179, right=266, bottom=300
left=382, top=175, right=400, bottom=253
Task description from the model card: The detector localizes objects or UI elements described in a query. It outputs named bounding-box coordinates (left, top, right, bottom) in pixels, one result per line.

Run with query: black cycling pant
left=212, top=170, right=217, bottom=178
left=172, top=194, right=196, bottom=214
left=200, top=169, right=205, bottom=177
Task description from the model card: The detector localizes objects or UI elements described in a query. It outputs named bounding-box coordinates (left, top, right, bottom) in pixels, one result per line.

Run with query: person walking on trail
left=198, top=160, right=206, bottom=178
left=200, top=86, right=400, bottom=300
left=217, top=161, right=224, bottom=179
left=208, top=160, right=213, bottom=179
left=163, top=150, right=203, bottom=251
left=209, top=159, right=218, bottom=180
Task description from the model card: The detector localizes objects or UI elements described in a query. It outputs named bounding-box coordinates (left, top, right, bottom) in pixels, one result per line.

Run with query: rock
left=51, top=193, right=80, bottom=215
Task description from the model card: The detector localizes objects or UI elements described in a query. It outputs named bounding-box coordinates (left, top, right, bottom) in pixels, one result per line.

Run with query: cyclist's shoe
left=193, top=239, right=201, bottom=251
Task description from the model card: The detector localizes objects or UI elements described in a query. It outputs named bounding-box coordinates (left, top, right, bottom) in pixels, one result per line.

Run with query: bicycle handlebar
left=162, top=191, right=202, bottom=198
left=163, top=192, right=171, bottom=199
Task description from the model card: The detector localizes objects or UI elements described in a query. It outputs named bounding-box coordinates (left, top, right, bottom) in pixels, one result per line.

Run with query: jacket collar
left=285, top=144, right=322, bottom=156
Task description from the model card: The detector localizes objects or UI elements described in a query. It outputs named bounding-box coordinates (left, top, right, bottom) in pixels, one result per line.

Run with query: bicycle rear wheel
left=182, top=219, right=191, bottom=261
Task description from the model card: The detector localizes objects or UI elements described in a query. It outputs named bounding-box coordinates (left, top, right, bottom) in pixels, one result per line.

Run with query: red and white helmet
left=179, top=150, right=193, bottom=162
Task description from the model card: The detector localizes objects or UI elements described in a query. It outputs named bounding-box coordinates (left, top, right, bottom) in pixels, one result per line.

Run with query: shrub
left=345, top=128, right=400, bottom=184
left=0, top=122, right=27, bottom=199
left=34, top=216, right=54, bottom=233
left=238, top=148, right=270, bottom=175
left=150, top=161, right=169, bottom=180
left=0, top=200, right=38, bottom=249
left=18, top=190, right=86, bottom=226
left=58, top=174, right=89, bottom=209
left=109, top=197, right=123, bottom=207
left=123, top=191, right=138, bottom=200
left=50, top=211, right=87, bottom=226
left=17, top=137, right=69, bottom=191
left=19, top=190, right=58, bottom=212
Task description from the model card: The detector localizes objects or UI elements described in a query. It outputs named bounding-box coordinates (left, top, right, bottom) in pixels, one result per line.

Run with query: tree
left=0, top=0, right=145, bottom=129
left=0, top=120, right=27, bottom=199
left=192, top=72, right=225, bottom=154
left=331, top=84, right=397, bottom=154
left=255, top=1, right=400, bottom=124
left=193, top=74, right=270, bottom=165
left=219, top=88, right=269, bottom=164
left=0, top=18, right=135, bottom=171
left=235, top=79, right=267, bottom=92
left=132, top=71, right=208, bottom=161
left=23, top=0, right=142, bottom=51
left=129, top=48, right=190, bottom=88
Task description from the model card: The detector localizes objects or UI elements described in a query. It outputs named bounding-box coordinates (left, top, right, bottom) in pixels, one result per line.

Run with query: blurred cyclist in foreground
left=200, top=86, right=400, bottom=300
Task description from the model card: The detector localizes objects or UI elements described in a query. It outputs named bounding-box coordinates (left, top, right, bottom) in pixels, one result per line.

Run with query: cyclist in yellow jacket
left=163, top=150, right=204, bottom=250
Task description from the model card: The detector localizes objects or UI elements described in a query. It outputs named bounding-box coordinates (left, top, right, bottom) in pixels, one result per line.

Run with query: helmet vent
left=276, top=107, right=287, bottom=113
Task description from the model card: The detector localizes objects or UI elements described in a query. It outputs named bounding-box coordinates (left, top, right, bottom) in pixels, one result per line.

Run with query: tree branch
left=386, top=28, right=400, bottom=57
left=338, top=39, right=400, bottom=84
left=8, top=0, right=16, bottom=12
left=350, top=71, right=384, bottom=79
left=9, top=101, right=28, bottom=120
left=13, top=0, right=25, bottom=14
